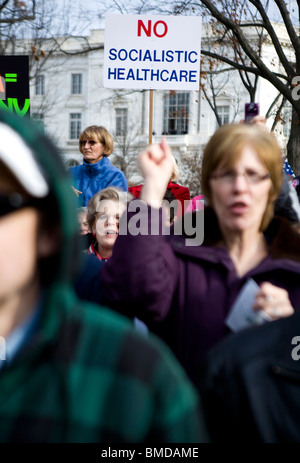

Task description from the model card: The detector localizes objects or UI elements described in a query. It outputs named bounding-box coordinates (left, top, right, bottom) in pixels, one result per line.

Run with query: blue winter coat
left=69, top=156, right=128, bottom=207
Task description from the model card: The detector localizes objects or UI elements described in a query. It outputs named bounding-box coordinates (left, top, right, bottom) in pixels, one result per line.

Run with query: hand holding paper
left=225, top=278, right=272, bottom=332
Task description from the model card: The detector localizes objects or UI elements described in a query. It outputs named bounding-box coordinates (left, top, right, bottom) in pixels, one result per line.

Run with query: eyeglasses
left=79, top=140, right=98, bottom=147
left=211, top=170, right=270, bottom=185
left=0, top=192, right=37, bottom=219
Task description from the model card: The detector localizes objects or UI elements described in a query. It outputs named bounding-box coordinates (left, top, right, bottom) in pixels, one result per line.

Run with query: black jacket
left=199, top=310, right=300, bottom=443
left=274, top=172, right=300, bottom=223
left=295, top=175, right=300, bottom=203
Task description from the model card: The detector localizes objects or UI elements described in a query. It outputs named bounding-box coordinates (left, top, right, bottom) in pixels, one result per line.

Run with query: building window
left=71, top=73, right=82, bottom=95
left=163, top=92, right=190, bottom=135
left=115, top=108, right=128, bottom=136
left=31, top=113, right=44, bottom=132
left=216, top=105, right=230, bottom=127
left=70, top=113, right=82, bottom=139
left=35, top=75, right=44, bottom=95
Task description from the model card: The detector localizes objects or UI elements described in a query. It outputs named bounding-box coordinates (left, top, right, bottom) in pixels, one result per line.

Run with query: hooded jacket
left=0, top=111, right=207, bottom=443
left=101, top=205, right=300, bottom=385
left=69, top=157, right=128, bottom=207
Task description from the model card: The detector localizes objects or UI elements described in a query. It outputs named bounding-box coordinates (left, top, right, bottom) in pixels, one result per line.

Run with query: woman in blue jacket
left=69, top=125, right=128, bottom=206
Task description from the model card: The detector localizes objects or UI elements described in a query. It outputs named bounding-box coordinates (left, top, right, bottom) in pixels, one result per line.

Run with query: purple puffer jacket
left=100, top=204, right=300, bottom=384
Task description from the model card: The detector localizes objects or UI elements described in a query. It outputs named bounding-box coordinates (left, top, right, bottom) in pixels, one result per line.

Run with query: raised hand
left=139, top=138, right=174, bottom=208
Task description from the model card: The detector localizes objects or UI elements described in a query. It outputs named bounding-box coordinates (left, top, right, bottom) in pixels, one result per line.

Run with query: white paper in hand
left=225, top=278, right=272, bottom=332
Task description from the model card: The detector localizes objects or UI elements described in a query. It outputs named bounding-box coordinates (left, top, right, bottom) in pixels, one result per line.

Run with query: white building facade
left=26, top=24, right=291, bottom=188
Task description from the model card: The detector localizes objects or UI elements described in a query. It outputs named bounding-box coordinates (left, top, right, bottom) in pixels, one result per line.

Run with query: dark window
left=35, top=75, right=44, bottom=95
left=216, top=105, right=230, bottom=127
left=71, top=74, right=82, bottom=95
left=70, top=113, right=82, bottom=139
left=163, top=92, right=190, bottom=135
left=115, top=108, right=128, bottom=136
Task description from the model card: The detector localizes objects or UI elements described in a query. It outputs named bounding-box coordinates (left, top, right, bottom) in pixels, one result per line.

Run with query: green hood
left=0, top=110, right=81, bottom=286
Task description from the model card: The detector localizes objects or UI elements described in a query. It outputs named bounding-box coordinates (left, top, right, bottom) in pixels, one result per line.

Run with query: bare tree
left=200, top=46, right=243, bottom=126
left=0, top=1, right=105, bottom=79
left=179, top=148, right=203, bottom=197
left=186, top=0, right=300, bottom=173
left=111, top=127, right=144, bottom=185
left=0, top=0, right=111, bottom=140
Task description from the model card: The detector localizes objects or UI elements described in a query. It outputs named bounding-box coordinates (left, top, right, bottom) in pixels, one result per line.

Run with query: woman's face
left=209, top=145, right=272, bottom=236
left=92, top=199, right=126, bottom=257
left=80, top=138, right=105, bottom=164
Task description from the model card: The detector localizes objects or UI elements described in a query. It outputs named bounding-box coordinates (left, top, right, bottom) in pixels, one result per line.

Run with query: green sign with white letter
left=0, top=56, right=30, bottom=116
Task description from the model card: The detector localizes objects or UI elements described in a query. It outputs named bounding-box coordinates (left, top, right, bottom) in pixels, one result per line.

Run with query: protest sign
left=104, top=15, right=202, bottom=91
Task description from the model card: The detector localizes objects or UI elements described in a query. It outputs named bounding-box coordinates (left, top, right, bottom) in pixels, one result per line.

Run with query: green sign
left=0, top=56, right=30, bottom=116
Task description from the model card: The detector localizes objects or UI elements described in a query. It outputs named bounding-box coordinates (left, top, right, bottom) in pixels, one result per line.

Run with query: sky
left=54, top=0, right=300, bottom=37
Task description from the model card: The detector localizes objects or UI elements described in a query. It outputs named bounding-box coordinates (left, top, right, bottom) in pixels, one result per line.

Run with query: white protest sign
left=104, top=14, right=202, bottom=90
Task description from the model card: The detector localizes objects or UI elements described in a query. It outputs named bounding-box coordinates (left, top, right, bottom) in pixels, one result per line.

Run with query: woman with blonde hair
left=69, top=125, right=128, bottom=207
left=101, top=123, right=300, bottom=385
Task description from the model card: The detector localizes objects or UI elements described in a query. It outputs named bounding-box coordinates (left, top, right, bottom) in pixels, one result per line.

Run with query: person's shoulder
left=68, top=164, right=82, bottom=174
left=74, top=251, right=104, bottom=304
left=202, top=314, right=295, bottom=378
left=112, top=165, right=127, bottom=178
left=80, top=300, right=159, bottom=354
left=266, top=216, right=300, bottom=262
left=71, top=298, right=199, bottom=388
left=70, top=297, right=144, bottom=347
left=102, top=158, right=126, bottom=177
left=80, top=299, right=134, bottom=333
left=128, top=184, right=143, bottom=198
left=67, top=298, right=207, bottom=441
left=168, top=182, right=190, bottom=194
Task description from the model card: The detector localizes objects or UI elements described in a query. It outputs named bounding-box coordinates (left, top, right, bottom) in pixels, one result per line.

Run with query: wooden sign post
left=149, top=89, right=153, bottom=145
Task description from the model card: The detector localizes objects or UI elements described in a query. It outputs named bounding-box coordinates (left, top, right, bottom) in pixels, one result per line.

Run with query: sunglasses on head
left=0, top=192, right=38, bottom=219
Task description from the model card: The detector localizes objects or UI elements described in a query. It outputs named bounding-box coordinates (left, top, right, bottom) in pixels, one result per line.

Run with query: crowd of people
left=0, top=109, right=300, bottom=443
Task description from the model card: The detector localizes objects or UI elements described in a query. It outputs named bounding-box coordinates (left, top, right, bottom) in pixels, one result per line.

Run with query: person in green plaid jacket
left=0, top=110, right=208, bottom=443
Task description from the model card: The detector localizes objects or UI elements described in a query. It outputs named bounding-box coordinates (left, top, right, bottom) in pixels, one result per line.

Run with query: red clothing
left=129, top=182, right=190, bottom=216
left=88, top=243, right=109, bottom=262
left=185, top=195, right=206, bottom=213
left=128, top=184, right=143, bottom=198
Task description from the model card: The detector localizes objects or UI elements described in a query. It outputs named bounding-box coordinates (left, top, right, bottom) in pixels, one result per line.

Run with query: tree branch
left=201, top=49, right=288, bottom=81
left=246, top=0, right=295, bottom=77
left=273, top=0, right=300, bottom=66
left=200, top=0, right=295, bottom=101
